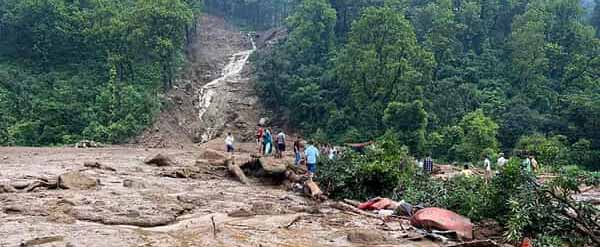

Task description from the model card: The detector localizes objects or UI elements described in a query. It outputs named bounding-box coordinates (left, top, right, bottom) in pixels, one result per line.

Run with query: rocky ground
left=0, top=141, right=440, bottom=247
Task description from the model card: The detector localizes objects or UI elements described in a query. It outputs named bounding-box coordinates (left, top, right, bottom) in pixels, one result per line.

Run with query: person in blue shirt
left=304, top=140, right=320, bottom=178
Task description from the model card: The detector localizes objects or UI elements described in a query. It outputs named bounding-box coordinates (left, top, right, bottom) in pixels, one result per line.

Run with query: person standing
left=423, top=153, right=434, bottom=174
left=497, top=153, right=507, bottom=168
left=461, top=164, right=473, bottom=177
left=304, top=140, right=320, bottom=178
left=225, top=133, right=234, bottom=154
left=484, top=156, right=492, bottom=179
left=328, top=146, right=337, bottom=160
left=294, top=137, right=302, bottom=165
left=256, top=126, right=264, bottom=154
left=276, top=131, right=286, bottom=159
left=263, top=128, right=272, bottom=155
left=530, top=155, right=539, bottom=172
left=522, top=155, right=532, bottom=173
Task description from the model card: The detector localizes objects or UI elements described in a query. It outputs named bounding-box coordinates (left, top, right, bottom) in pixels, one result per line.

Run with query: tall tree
left=335, top=6, right=434, bottom=137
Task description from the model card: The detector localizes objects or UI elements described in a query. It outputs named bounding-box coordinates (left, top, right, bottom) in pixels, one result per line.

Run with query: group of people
left=256, top=126, right=287, bottom=158
left=422, top=152, right=540, bottom=178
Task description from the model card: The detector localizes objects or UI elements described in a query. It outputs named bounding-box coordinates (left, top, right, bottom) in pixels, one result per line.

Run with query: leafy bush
left=322, top=146, right=599, bottom=246
left=455, top=109, right=499, bottom=162
left=515, top=134, right=570, bottom=167
left=318, top=137, right=413, bottom=200
left=570, top=139, right=600, bottom=171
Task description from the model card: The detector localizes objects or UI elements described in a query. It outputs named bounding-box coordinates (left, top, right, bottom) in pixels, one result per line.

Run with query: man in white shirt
left=497, top=153, right=507, bottom=168
left=484, top=156, right=492, bottom=179
left=225, top=133, right=234, bottom=153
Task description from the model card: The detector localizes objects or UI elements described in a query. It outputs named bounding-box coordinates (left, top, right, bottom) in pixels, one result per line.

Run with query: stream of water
left=198, top=35, right=256, bottom=120
left=197, top=34, right=256, bottom=142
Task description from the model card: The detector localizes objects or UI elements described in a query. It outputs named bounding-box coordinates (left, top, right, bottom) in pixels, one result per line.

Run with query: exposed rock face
left=58, top=172, right=97, bottom=190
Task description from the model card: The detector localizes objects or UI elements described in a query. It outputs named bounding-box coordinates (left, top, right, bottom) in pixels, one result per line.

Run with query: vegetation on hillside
left=0, top=0, right=201, bottom=145
left=256, top=0, right=600, bottom=170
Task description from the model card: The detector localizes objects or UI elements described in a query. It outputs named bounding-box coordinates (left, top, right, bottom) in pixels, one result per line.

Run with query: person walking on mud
left=225, top=132, right=235, bottom=154
left=294, top=137, right=303, bottom=165
left=256, top=126, right=264, bottom=154
left=263, top=128, right=273, bottom=155
left=304, top=140, right=319, bottom=178
left=276, top=131, right=286, bottom=159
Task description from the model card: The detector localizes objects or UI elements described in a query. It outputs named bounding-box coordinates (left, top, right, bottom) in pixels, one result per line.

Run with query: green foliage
left=336, top=6, right=434, bottom=141
left=570, top=139, right=600, bottom=170
left=515, top=134, right=570, bottom=167
left=322, top=145, right=599, bottom=245
left=455, top=109, right=499, bottom=161
left=383, top=100, right=428, bottom=155
left=0, top=0, right=199, bottom=145
left=204, top=0, right=298, bottom=30
left=255, top=0, right=337, bottom=133
left=319, top=137, right=413, bottom=200
left=593, top=0, right=600, bottom=37
left=256, top=0, right=600, bottom=170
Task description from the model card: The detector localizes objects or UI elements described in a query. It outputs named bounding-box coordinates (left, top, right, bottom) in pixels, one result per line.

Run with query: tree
left=593, top=0, right=600, bottom=37
left=456, top=109, right=499, bottom=161
left=383, top=100, right=428, bottom=155
left=336, top=6, right=434, bottom=137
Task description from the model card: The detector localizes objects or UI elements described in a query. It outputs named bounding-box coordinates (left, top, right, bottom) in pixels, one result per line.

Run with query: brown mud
left=0, top=142, right=439, bottom=247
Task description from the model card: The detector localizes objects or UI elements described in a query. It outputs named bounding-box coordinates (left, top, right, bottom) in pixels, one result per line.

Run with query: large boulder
left=58, top=172, right=97, bottom=190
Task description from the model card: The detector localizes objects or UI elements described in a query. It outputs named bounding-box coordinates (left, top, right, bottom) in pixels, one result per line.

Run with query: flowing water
left=198, top=35, right=256, bottom=121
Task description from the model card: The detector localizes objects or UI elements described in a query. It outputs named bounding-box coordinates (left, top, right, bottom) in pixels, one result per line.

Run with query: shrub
left=318, top=137, right=413, bottom=200
left=515, top=134, right=569, bottom=167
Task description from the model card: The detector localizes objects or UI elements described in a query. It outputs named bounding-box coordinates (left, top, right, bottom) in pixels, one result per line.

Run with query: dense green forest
left=256, top=0, right=600, bottom=170
left=203, top=0, right=297, bottom=29
left=0, top=0, right=201, bottom=145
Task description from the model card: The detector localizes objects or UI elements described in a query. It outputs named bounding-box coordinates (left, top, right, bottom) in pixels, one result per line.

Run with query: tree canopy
left=256, top=0, right=600, bottom=170
left=0, top=0, right=200, bottom=145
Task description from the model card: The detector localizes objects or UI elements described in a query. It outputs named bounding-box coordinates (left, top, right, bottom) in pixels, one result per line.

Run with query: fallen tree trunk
left=227, top=159, right=249, bottom=185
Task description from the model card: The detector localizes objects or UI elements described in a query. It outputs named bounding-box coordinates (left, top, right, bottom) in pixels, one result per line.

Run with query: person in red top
left=256, top=126, right=264, bottom=154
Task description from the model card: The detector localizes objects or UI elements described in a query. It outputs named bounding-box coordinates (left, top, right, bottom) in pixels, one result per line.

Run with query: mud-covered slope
left=137, top=15, right=263, bottom=148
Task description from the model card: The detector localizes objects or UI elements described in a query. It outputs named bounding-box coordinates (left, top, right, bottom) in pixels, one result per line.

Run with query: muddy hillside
left=137, top=15, right=264, bottom=149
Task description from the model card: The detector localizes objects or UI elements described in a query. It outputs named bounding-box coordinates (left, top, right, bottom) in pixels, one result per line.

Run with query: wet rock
left=58, top=172, right=98, bottom=190
left=160, top=167, right=203, bottom=179
left=0, top=183, right=17, bottom=193
left=228, top=208, right=256, bottom=217
left=71, top=209, right=177, bottom=227
left=144, top=154, right=176, bottom=167
left=3, top=204, right=49, bottom=216
left=347, top=230, right=388, bottom=244
left=199, top=149, right=227, bottom=161
left=176, top=195, right=207, bottom=207
left=20, top=236, right=64, bottom=246
left=122, top=179, right=146, bottom=189
left=47, top=199, right=76, bottom=224
left=84, top=161, right=116, bottom=172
